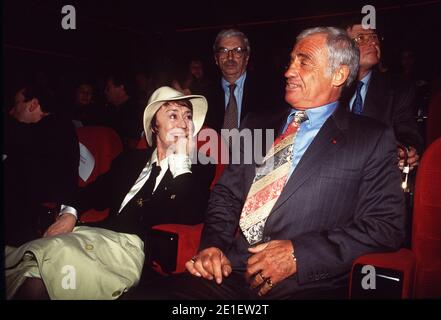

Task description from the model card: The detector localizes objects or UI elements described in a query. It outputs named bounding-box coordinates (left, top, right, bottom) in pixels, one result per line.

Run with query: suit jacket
left=199, top=106, right=406, bottom=298
left=204, top=72, right=278, bottom=132
left=340, top=70, right=423, bottom=152
left=67, top=148, right=215, bottom=238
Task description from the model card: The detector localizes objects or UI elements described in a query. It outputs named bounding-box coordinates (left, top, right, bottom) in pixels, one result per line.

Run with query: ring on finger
left=266, top=278, right=273, bottom=288
left=257, top=272, right=266, bottom=282
left=189, top=256, right=197, bottom=264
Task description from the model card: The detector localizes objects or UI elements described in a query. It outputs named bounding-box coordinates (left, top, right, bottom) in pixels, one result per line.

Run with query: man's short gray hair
left=213, top=29, right=251, bottom=54
left=297, top=27, right=359, bottom=87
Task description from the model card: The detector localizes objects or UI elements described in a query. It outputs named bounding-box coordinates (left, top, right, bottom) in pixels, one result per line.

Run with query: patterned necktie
left=351, top=81, right=364, bottom=115
left=239, top=111, right=308, bottom=245
left=222, top=84, right=238, bottom=129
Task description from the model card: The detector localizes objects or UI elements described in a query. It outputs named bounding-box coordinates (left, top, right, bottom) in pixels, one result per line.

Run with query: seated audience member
left=343, top=20, right=423, bottom=170
left=134, top=70, right=153, bottom=112
left=134, top=27, right=405, bottom=300
left=171, top=65, right=193, bottom=95
left=103, top=72, right=144, bottom=148
left=188, top=59, right=213, bottom=97
left=5, top=87, right=214, bottom=300
left=70, top=81, right=106, bottom=127
left=3, top=84, right=79, bottom=246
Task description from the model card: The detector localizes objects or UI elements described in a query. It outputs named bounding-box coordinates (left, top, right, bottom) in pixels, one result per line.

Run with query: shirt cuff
left=60, top=204, right=78, bottom=219
left=168, top=154, right=192, bottom=178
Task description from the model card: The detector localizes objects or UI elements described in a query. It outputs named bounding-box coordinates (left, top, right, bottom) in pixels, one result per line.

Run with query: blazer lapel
left=270, top=108, right=348, bottom=214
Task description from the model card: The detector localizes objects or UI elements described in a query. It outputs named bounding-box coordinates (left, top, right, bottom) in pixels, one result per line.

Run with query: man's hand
left=43, top=213, right=76, bottom=237
left=185, top=247, right=232, bottom=284
left=245, top=240, right=297, bottom=296
left=398, top=146, right=419, bottom=170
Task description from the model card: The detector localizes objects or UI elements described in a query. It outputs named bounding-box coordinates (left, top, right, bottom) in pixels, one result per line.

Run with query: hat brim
left=143, top=93, right=208, bottom=146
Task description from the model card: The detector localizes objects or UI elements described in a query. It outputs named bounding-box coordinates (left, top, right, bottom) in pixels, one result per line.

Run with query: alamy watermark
left=61, top=5, right=76, bottom=30
left=169, top=127, right=276, bottom=167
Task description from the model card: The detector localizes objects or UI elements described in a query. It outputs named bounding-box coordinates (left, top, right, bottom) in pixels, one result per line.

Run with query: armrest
left=349, top=248, right=416, bottom=299
left=148, top=223, right=203, bottom=275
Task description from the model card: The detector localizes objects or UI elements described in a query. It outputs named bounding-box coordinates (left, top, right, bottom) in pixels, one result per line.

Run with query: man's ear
left=332, top=65, right=350, bottom=87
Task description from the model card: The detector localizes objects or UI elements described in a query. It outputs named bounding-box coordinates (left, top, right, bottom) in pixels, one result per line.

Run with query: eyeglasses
left=353, top=33, right=384, bottom=45
left=216, top=47, right=247, bottom=58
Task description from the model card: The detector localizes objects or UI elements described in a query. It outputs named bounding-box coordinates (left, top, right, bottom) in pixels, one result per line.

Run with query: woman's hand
left=43, top=213, right=76, bottom=237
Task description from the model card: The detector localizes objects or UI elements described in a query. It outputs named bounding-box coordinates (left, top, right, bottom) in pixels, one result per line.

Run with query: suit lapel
left=270, top=108, right=348, bottom=214
left=241, top=75, right=251, bottom=122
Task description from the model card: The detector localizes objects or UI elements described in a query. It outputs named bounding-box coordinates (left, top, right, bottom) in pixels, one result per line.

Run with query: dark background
left=3, top=0, right=441, bottom=105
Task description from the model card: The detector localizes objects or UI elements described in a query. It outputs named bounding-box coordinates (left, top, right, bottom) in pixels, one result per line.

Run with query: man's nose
left=284, top=63, right=299, bottom=78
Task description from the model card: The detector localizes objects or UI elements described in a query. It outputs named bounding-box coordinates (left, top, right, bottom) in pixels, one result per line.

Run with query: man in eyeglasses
left=205, top=29, right=277, bottom=132
left=343, top=21, right=423, bottom=171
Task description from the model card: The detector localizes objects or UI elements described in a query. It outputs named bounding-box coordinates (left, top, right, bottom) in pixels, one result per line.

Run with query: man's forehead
left=218, top=36, right=245, bottom=47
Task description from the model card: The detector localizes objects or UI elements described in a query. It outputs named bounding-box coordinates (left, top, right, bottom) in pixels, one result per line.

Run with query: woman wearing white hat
left=5, top=87, right=215, bottom=300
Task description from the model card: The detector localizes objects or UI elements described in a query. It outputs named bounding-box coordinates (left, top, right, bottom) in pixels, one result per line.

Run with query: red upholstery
left=350, top=137, right=441, bottom=298
left=412, top=137, right=441, bottom=298
left=152, top=224, right=204, bottom=274
left=426, top=92, right=441, bottom=146
left=76, top=126, right=123, bottom=223
left=349, top=249, right=416, bottom=298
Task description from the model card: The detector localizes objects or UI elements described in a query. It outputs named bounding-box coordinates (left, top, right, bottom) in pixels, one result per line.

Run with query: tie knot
left=293, top=111, right=308, bottom=125
left=229, top=83, right=237, bottom=93
left=356, top=80, right=364, bottom=92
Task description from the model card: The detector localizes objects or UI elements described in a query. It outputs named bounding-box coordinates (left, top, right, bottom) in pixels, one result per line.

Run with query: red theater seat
left=76, top=126, right=123, bottom=223
left=350, top=137, right=441, bottom=299
left=426, top=92, right=441, bottom=146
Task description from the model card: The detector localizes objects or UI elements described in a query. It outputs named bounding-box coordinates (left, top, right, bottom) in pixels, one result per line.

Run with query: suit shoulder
left=374, top=70, right=415, bottom=93
left=342, top=110, right=391, bottom=137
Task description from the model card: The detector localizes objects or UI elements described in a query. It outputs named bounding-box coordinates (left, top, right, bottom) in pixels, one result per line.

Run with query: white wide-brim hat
left=143, top=86, right=208, bottom=146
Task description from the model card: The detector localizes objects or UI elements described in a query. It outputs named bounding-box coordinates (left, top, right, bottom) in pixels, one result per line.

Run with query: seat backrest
left=76, top=126, right=123, bottom=186
left=426, top=92, right=441, bottom=146
left=76, top=126, right=123, bottom=222
left=412, top=137, right=441, bottom=298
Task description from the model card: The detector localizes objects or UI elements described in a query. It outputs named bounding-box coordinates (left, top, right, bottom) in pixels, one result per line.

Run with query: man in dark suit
left=3, top=84, right=79, bottom=246
left=136, top=27, right=405, bottom=299
left=343, top=23, right=423, bottom=170
left=204, top=29, right=275, bottom=132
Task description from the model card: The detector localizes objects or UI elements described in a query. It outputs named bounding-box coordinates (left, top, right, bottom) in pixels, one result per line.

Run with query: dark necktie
left=222, top=84, right=238, bottom=129
left=351, top=81, right=364, bottom=115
